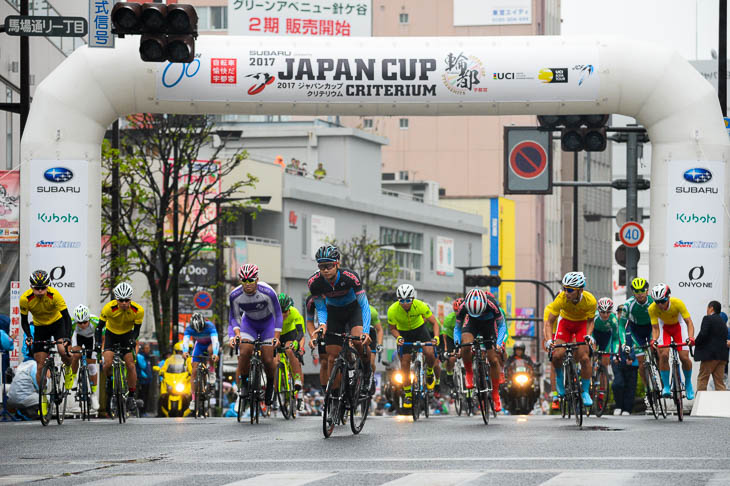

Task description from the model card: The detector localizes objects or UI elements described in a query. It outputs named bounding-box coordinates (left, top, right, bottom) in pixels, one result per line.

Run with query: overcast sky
left=561, top=0, right=724, bottom=61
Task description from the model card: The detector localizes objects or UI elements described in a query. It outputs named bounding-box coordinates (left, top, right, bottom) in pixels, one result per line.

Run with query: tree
left=326, top=231, right=401, bottom=305
left=101, top=114, right=258, bottom=355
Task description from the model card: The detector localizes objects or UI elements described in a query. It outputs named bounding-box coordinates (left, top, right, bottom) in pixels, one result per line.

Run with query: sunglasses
left=117, top=298, right=131, bottom=303
left=655, top=298, right=669, bottom=304
left=563, top=287, right=580, bottom=293
left=318, top=263, right=336, bottom=270
left=241, top=278, right=257, bottom=284
left=633, top=289, right=647, bottom=294
left=399, top=298, right=413, bottom=304
left=32, top=286, right=47, bottom=291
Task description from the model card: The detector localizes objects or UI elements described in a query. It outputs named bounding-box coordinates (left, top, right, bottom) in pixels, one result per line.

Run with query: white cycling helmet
left=113, top=282, right=133, bottom=300
left=562, top=271, right=586, bottom=288
left=191, top=313, right=205, bottom=333
left=73, top=304, right=91, bottom=323
left=650, top=283, right=670, bottom=302
left=396, top=283, right=416, bottom=301
left=465, top=288, right=488, bottom=317
left=597, top=297, right=614, bottom=313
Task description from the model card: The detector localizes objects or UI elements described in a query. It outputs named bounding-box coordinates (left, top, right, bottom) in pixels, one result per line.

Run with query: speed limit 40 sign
left=619, top=221, right=644, bottom=248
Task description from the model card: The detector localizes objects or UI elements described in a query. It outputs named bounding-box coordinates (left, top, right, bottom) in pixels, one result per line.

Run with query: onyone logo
left=679, top=265, right=712, bottom=288
left=675, top=213, right=717, bottom=224
left=688, top=266, right=704, bottom=281
left=43, top=167, right=73, bottom=183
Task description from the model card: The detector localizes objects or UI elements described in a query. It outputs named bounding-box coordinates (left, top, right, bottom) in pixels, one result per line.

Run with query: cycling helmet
left=597, top=297, right=614, bottom=313
left=113, top=282, right=133, bottom=300
left=191, top=313, right=205, bottom=332
left=561, top=271, right=586, bottom=288
left=238, top=263, right=259, bottom=281
left=315, top=245, right=340, bottom=263
left=631, top=277, right=649, bottom=292
left=30, top=269, right=51, bottom=287
left=174, top=342, right=184, bottom=353
left=513, top=342, right=526, bottom=351
left=396, top=283, right=416, bottom=301
left=452, top=298, right=464, bottom=312
left=650, top=283, right=670, bottom=302
left=465, top=288, right=488, bottom=317
left=73, top=304, right=91, bottom=323
left=278, top=292, right=293, bottom=312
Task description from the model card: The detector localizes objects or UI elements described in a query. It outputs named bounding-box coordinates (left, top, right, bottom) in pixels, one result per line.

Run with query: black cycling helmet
left=30, top=269, right=51, bottom=288
left=315, top=245, right=340, bottom=263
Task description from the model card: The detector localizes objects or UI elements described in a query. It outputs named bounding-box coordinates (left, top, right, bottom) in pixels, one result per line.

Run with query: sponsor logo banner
left=673, top=240, right=718, bottom=249
left=0, top=170, right=20, bottom=242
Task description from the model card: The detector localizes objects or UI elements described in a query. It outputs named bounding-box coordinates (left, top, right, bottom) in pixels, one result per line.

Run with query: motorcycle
left=153, top=355, right=192, bottom=417
left=381, top=362, right=413, bottom=414
left=501, top=358, right=540, bottom=415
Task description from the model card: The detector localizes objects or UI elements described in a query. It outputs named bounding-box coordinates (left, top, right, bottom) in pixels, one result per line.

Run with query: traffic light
left=111, top=2, right=198, bottom=63
left=537, top=115, right=609, bottom=152
left=464, top=275, right=502, bottom=288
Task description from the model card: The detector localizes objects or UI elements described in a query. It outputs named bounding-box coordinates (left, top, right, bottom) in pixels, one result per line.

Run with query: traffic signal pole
left=625, top=130, right=639, bottom=296
left=20, top=0, right=29, bottom=135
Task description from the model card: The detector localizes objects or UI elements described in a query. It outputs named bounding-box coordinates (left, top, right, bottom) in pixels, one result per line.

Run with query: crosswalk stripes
left=707, top=472, right=730, bottom=485
left=379, top=472, right=484, bottom=485
left=0, top=476, right=48, bottom=485
left=222, top=472, right=336, bottom=485
left=538, top=471, right=636, bottom=485
left=75, top=475, right=180, bottom=486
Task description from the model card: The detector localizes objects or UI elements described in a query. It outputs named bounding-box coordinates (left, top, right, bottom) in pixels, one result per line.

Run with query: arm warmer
left=133, top=323, right=141, bottom=340
left=315, top=297, right=328, bottom=327
left=60, top=308, right=72, bottom=341
left=182, top=334, right=191, bottom=354
left=95, top=319, right=106, bottom=344
left=228, top=298, right=238, bottom=338
left=496, top=316, right=507, bottom=347
left=454, top=323, right=462, bottom=346
left=21, top=313, right=31, bottom=339
left=357, top=292, right=371, bottom=334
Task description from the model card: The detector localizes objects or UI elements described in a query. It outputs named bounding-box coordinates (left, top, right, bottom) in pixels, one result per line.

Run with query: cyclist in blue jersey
left=183, top=312, right=219, bottom=410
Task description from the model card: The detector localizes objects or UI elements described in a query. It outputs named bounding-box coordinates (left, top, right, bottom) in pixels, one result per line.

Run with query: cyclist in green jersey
left=440, top=298, right=462, bottom=389
left=387, top=284, right=440, bottom=409
left=620, top=278, right=654, bottom=386
left=278, top=293, right=305, bottom=390
left=593, top=298, right=622, bottom=396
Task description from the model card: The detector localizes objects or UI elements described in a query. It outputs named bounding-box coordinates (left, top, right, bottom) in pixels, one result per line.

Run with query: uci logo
left=162, top=59, right=201, bottom=88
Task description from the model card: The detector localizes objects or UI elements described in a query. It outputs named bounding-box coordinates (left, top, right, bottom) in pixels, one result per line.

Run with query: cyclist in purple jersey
left=227, top=263, right=282, bottom=405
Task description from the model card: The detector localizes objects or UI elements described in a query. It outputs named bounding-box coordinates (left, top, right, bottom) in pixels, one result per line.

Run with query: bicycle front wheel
left=39, top=361, right=54, bottom=426
left=250, top=362, right=260, bottom=424
left=593, top=366, right=608, bottom=417
left=114, top=364, right=126, bottom=424
left=323, top=360, right=345, bottom=438
left=350, top=364, right=369, bottom=434
left=411, top=361, right=422, bottom=422
left=672, top=360, right=683, bottom=422
left=276, top=363, right=291, bottom=420
left=79, top=368, right=92, bottom=421
left=476, top=361, right=489, bottom=425
left=56, top=368, right=67, bottom=425
left=569, top=363, right=582, bottom=427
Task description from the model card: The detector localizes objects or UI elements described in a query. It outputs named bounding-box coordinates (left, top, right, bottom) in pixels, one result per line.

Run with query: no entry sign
left=504, top=127, right=553, bottom=194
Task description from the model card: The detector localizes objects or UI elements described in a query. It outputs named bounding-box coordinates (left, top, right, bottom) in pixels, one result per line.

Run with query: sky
left=561, top=0, right=724, bottom=61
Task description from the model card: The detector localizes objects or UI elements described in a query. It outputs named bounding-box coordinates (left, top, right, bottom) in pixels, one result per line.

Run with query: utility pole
left=721, top=0, right=727, bottom=117
left=572, top=151, right=579, bottom=270
left=19, top=0, right=29, bottom=134
left=171, top=138, right=180, bottom=347
left=110, top=120, right=120, bottom=285
left=625, top=130, right=639, bottom=294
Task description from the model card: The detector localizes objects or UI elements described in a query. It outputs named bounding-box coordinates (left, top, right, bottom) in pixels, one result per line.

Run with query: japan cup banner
left=229, top=0, right=372, bottom=37
left=29, top=160, right=89, bottom=312
left=155, top=38, right=599, bottom=103
left=665, top=160, right=725, bottom=321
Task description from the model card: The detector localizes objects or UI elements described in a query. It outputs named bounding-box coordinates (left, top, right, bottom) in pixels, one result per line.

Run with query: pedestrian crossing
left=3, top=470, right=730, bottom=485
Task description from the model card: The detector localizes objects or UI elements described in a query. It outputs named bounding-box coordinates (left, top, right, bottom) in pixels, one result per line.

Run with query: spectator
left=136, top=342, right=153, bottom=415
left=694, top=301, right=728, bottom=391
left=313, top=162, right=327, bottom=180
left=612, top=327, right=639, bottom=415
left=0, top=328, right=17, bottom=352
left=6, top=359, right=38, bottom=419
left=274, top=155, right=286, bottom=170
left=300, top=161, right=309, bottom=176
left=286, top=158, right=300, bottom=175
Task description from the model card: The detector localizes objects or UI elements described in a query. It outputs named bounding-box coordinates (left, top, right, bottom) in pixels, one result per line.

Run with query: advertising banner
left=229, top=237, right=249, bottom=279
left=0, top=170, right=19, bottom=242
left=179, top=259, right=216, bottom=317
left=155, top=41, right=599, bottom=104
left=436, top=236, right=454, bottom=276
left=229, top=0, right=372, bottom=37
left=310, top=214, right=335, bottom=258
left=9, top=281, right=21, bottom=368
left=29, top=161, right=89, bottom=311
left=453, top=0, right=531, bottom=26
left=665, top=161, right=725, bottom=321
left=513, top=307, right=535, bottom=337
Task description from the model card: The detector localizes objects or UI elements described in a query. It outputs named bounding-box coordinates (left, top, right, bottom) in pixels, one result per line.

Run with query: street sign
left=194, top=291, right=213, bottom=310
left=504, top=127, right=552, bottom=194
left=4, top=16, right=88, bottom=37
left=619, top=221, right=644, bottom=248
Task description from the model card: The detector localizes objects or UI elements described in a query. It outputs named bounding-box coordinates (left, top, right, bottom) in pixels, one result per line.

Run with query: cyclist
left=277, top=293, right=305, bottom=391
left=619, top=277, right=654, bottom=393
left=182, top=312, right=219, bottom=411
left=387, top=283, right=439, bottom=410
left=544, top=272, right=597, bottom=407
left=305, top=294, right=329, bottom=389
left=454, top=288, right=504, bottom=412
left=543, top=305, right=560, bottom=410
left=227, top=263, right=282, bottom=407
left=96, top=282, right=145, bottom=413
left=20, top=270, right=73, bottom=394
left=648, top=283, right=696, bottom=400
left=368, top=304, right=384, bottom=394
left=70, top=304, right=100, bottom=410
left=308, top=245, right=372, bottom=392
left=440, top=298, right=463, bottom=389
left=593, top=297, right=621, bottom=403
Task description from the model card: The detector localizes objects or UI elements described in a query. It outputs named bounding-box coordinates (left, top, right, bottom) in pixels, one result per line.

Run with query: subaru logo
left=683, top=168, right=712, bottom=183
left=43, top=167, right=73, bottom=183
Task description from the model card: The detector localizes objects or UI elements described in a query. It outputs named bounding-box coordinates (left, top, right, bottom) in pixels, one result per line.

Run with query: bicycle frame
left=550, top=341, right=587, bottom=427
left=70, top=346, right=92, bottom=421
left=656, top=338, right=694, bottom=422
left=469, top=336, right=496, bottom=424
left=36, top=340, right=69, bottom=426
left=191, top=353, right=212, bottom=419
left=275, top=344, right=297, bottom=420
left=400, top=341, right=436, bottom=421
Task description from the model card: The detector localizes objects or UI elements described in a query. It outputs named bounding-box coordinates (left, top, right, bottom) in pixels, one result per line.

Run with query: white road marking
left=222, top=472, right=336, bottom=486
left=539, top=472, right=636, bottom=486
left=64, top=476, right=178, bottom=486
left=0, top=476, right=49, bottom=485
left=380, top=472, right=484, bottom=485
left=707, top=472, right=730, bottom=485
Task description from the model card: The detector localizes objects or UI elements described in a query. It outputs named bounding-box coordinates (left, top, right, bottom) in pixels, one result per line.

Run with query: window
left=380, top=227, right=423, bottom=281
left=363, top=119, right=373, bottom=128
left=399, top=118, right=409, bottom=129
left=198, top=6, right=228, bottom=30
left=399, top=13, right=409, bottom=24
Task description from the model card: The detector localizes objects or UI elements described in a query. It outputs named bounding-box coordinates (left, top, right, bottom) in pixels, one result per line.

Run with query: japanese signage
left=0, top=171, right=20, bottom=242
left=665, top=161, right=725, bottom=322
left=89, top=0, right=114, bottom=48
left=9, top=281, right=21, bottom=368
left=29, top=161, right=89, bottom=311
left=155, top=40, right=599, bottom=104
left=310, top=214, right=335, bottom=258
left=435, top=236, right=454, bottom=276
left=229, top=0, right=371, bottom=37
left=453, top=0, right=531, bottom=26
left=4, top=15, right=88, bottom=37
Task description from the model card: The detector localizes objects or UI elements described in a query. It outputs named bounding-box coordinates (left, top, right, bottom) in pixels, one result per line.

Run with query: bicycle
left=234, top=337, right=267, bottom=425
left=656, top=338, right=694, bottom=422
left=191, top=353, right=214, bottom=419
left=400, top=340, right=436, bottom=421
left=69, top=345, right=93, bottom=421
left=322, top=331, right=370, bottom=438
left=446, top=352, right=474, bottom=417
left=550, top=341, right=588, bottom=427
left=274, top=343, right=298, bottom=420
left=469, top=336, right=496, bottom=425
left=36, top=340, right=70, bottom=426
left=108, top=343, right=137, bottom=424
left=639, top=344, right=667, bottom=419
left=589, top=351, right=613, bottom=417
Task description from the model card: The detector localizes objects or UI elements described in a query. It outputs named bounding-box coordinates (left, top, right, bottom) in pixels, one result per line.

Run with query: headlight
left=514, top=373, right=529, bottom=386
left=394, top=372, right=403, bottom=384
left=409, top=372, right=415, bottom=381
left=174, top=382, right=185, bottom=393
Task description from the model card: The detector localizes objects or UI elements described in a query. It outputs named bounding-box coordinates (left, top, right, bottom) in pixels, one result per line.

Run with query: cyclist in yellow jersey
left=542, top=305, right=561, bottom=410
left=20, top=270, right=73, bottom=392
left=544, top=272, right=597, bottom=407
left=387, top=284, right=440, bottom=410
left=95, top=282, right=145, bottom=413
left=647, top=283, right=696, bottom=400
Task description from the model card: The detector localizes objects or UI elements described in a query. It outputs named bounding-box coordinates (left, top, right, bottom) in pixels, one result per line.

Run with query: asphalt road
left=1, top=413, right=729, bottom=485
